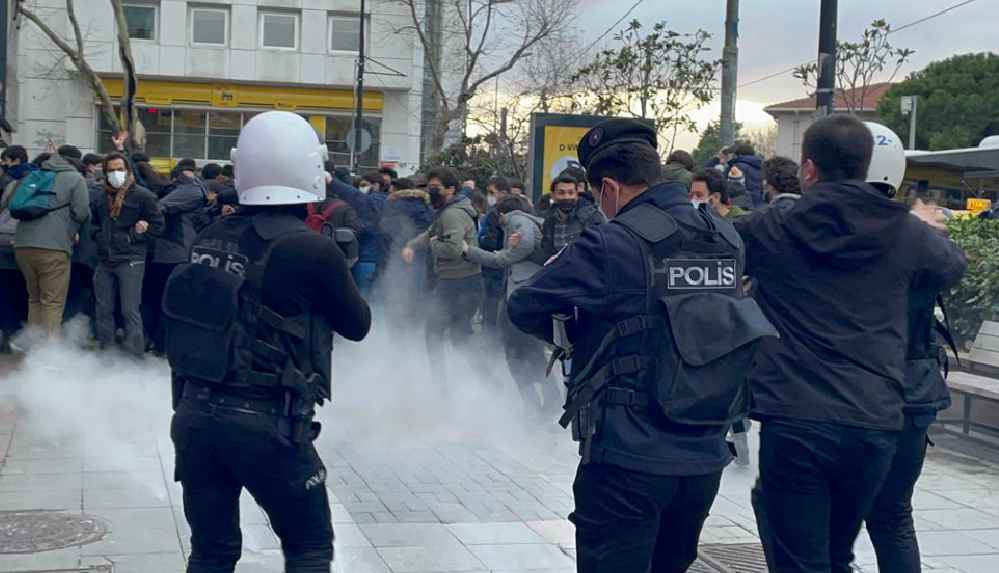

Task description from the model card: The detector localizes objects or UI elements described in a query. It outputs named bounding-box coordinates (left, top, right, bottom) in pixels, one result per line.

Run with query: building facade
left=7, top=0, right=430, bottom=174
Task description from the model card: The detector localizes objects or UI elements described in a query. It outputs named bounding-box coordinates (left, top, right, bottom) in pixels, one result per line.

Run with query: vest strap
left=559, top=355, right=650, bottom=428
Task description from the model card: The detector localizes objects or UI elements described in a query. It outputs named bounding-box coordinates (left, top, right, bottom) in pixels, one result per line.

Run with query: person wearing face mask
left=733, top=116, right=966, bottom=573
left=507, top=119, right=778, bottom=572
left=690, top=169, right=748, bottom=220
left=531, top=173, right=604, bottom=265
left=1, top=145, right=33, bottom=188
left=401, top=167, right=481, bottom=386
left=90, top=152, right=164, bottom=355
left=479, top=176, right=513, bottom=336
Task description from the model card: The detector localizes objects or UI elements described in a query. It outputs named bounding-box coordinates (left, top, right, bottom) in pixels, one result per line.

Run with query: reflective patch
left=544, top=245, right=568, bottom=266
left=664, top=259, right=738, bottom=292
left=191, top=245, right=249, bottom=278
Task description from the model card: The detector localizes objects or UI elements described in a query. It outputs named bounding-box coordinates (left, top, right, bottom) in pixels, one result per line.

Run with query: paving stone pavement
left=1, top=349, right=998, bottom=572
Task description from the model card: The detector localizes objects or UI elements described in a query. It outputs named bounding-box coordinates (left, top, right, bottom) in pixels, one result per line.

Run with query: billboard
left=527, top=113, right=606, bottom=203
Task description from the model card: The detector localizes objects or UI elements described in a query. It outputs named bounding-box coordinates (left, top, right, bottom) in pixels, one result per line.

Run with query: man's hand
left=911, top=199, right=948, bottom=232
left=112, top=131, right=129, bottom=152
left=508, top=232, right=523, bottom=248
left=221, top=205, right=237, bottom=217
left=134, top=220, right=149, bottom=235
left=401, top=246, right=415, bottom=264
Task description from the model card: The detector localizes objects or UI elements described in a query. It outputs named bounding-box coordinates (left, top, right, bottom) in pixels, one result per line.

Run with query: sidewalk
left=0, top=352, right=998, bottom=572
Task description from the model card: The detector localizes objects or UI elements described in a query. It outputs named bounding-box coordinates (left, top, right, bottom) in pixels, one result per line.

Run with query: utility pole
left=352, top=0, right=366, bottom=172
left=719, top=0, right=739, bottom=147
left=815, top=0, right=838, bottom=116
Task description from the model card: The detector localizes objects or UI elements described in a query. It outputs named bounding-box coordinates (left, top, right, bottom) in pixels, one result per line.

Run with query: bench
left=967, top=321, right=999, bottom=375
left=937, top=371, right=999, bottom=438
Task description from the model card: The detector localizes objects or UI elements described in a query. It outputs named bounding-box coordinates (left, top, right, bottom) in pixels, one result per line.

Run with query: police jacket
left=90, top=182, right=164, bottom=264
left=153, top=175, right=208, bottom=264
left=508, top=182, right=775, bottom=476
left=162, top=209, right=371, bottom=408
left=735, top=180, right=967, bottom=431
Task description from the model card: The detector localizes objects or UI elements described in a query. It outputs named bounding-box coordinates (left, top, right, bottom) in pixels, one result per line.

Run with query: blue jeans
left=351, top=262, right=377, bottom=297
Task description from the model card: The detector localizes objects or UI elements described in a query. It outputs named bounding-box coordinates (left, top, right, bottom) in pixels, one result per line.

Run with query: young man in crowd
left=533, top=173, right=604, bottom=264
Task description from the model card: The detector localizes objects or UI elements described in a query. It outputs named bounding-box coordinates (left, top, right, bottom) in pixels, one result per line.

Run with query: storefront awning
left=906, top=147, right=999, bottom=178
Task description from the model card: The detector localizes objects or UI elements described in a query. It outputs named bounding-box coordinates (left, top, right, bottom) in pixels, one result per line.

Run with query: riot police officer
left=163, top=111, right=371, bottom=573
left=507, top=119, right=777, bottom=572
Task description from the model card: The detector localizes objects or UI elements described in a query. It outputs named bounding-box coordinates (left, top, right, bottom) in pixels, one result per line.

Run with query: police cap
left=577, top=119, right=658, bottom=168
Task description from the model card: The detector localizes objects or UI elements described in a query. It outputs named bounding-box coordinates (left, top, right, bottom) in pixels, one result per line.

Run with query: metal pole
left=815, top=0, right=838, bottom=116
left=719, top=0, right=739, bottom=147
left=0, top=0, right=9, bottom=132
left=909, top=97, right=918, bottom=150
left=352, top=0, right=366, bottom=172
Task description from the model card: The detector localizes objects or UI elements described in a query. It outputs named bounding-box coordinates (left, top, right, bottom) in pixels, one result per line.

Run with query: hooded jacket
left=729, top=155, right=765, bottom=208
left=465, top=209, right=543, bottom=298
left=153, top=174, right=207, bottom=264
left=735, top=180, right=967, bottom=431
left=380, top=189, right=433, bottom=249
left=662, top=162, right=694, bottom=187
left=0, top=155, right=90, bottom=255
left=408, top=195, right=481, bottom=281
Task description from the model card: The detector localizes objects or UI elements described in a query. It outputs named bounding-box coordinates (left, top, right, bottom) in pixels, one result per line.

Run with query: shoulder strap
left=935, top=294, right=961, bottom=372
left=613, top=203, right=678, bottom=243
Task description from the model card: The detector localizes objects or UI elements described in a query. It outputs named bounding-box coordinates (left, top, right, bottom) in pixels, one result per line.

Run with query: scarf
left=105, top=174, right=135, bottom=219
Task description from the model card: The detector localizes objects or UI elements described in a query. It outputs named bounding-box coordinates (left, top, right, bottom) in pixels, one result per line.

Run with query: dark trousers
left=142, top=261, right=177, bottom=351
left=571, top=463, right=722, bottom=573
left=0, top=268, right=28, bottom=341
left=425, top=275, right=482, bottom=384
left=753, top=418, right=898, bottom=573
left=171, top=397, right=333, bottom=573
left=65, top=263, right=95, bottom=324
left=499, top=300, right=560, bottom=415
left=865, top=415, right=931, bottom=573
left=95, top=260, right=146, bottom=355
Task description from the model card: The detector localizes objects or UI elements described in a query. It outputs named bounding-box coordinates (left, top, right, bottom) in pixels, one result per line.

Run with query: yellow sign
left=967, top=197, right=993, bottom=214
left=541, top=125, right=590, bottom=193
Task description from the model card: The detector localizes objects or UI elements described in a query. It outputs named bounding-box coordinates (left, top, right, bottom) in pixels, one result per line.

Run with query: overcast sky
left=575, top=0, right=995, bottom=146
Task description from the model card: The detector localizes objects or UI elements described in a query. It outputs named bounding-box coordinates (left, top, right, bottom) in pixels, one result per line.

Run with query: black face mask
left=428, top=185, right=445, bottom=207
left=555, top=199, right=576, bottom=213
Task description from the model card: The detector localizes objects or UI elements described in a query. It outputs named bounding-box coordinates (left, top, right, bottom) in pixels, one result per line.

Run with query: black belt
left=181, top=382, right=285, bottom=415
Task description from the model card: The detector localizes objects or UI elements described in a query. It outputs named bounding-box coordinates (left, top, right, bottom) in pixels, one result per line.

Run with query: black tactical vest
left=162, top=212, right=333, bottom=441
left=560, top=203, right=778, bottom=462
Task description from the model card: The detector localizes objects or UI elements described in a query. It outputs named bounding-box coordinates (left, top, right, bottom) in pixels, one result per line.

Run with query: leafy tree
left=421, top=136, right=503, bottom=190
left=692, top=121, right=741, bottom=167
left=879, top=53, right=999, bottom=150
left=569, top=20, right=719, bottom=152
left=945, top=216, right=999, bottom=348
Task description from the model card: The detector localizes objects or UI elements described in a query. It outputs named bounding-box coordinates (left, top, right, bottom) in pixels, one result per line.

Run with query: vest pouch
left=902, top=356, right=951, bottom=413
left=658, top=293, right=778, bottom=426
left=162, top=263, right=244, bottom=383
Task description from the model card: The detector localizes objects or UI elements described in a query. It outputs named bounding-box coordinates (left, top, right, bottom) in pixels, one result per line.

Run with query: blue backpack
left=10, top=170, right=63, bottom=221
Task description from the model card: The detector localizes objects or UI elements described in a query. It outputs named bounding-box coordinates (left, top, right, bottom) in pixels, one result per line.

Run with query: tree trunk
left=110, top=0, right=145, bottom=150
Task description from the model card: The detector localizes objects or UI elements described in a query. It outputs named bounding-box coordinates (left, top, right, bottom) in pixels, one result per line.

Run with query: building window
left=191, top=7, right=228, bottom=46
left=208, top=112, right=241, bottom=160
left=98, top=107, right=171, bottom=157
left=326, top=115, right=381, bottom=172
left=173, top=110, right=207, bottom=159
left=260, top=12, right=298, bottom=50
left=329, top=13, right=367, bottom=53
left=123, top=3, right=157, bottom=41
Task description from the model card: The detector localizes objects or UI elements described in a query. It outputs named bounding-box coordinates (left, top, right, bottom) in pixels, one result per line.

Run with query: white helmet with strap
left=231, top=111, right=328, bottom=206
left=864, top=122, right=906, bottom=194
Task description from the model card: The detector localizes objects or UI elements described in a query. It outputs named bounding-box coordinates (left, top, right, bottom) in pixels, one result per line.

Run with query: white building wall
left=770, top=110, right=880, bottom=161
left=8, top=0, right=425, bottom=171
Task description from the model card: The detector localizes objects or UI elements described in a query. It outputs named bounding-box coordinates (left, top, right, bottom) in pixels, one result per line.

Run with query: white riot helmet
left=864, top=122, right=906, bottom=194
left=230, top=111, right=328, bottom=206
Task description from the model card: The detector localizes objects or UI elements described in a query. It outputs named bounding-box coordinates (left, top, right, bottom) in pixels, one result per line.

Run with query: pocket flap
left=663, top=293, right=779, bottom=367
left=162, top=263, right=243, bottom=332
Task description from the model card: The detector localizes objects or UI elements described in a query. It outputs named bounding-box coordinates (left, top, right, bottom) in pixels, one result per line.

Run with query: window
left=260, top=12, right=298, bottom=50
left=123, top=3, right=157, bottom=41
left=98, top=107, right=171, bottom=157
left=191, top=7, right=227, bottom=46
left=173, top=110, right=207, bottom=159
left=325, top=116, right=381, bottom=172
left=208, top=112, right=241, bottom=160
left=329, top=13, right=367, bottom=53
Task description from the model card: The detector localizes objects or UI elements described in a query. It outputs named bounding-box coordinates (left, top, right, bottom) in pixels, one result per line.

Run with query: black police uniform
left=734, top=180, right=966, bottom=573
left=163, top=208, right=370, bottom=573
left=507, top=120, right=777, bottom=573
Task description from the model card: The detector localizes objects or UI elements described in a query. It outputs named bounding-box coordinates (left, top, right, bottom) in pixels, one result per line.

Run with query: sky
left=575, top=0, right=995, bottom=148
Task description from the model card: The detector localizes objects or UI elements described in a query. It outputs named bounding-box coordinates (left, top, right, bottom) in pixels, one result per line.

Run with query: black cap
left=176, top=158, right=197, bottom=172
left=577, top=118, right=657, bottom=168
left=57, top=144, right=82, bottom=161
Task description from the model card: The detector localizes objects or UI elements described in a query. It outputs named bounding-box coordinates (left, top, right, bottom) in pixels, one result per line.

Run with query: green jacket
left=1, top=155, right=90, bottom=255
left=724, top=205, right=750, bottom=220
left=409, top=196, right=481, bottom=280
left=662, top=162, right=693, bottom=188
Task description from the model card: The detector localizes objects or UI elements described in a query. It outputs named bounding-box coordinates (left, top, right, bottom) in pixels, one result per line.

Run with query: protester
left=380, top=178, right=433, bottom=330
left=510, top=179, right=526, bottom=197
left=533, top=173, right=604, bottom=264
left=690, top=169, right=749, bottom=220
left=735, top=117, right=966, bottom=573
left=480, top=176, right=513, bottom=335
left=0, top=190, right=26, bottom=351
left=1, top=145, right=90, bottom=339
left=58, top=145, right=101, bottom=326
left=663, top=149, right=695, bottom=188
left=727, top=141, right=765, bottom=208
left=81, top=153, right=103, bottom=185
left=91, top=152, right=164, bottom=355
left=762, top=156, right=802, bottom=210
left=130, top=151, right=170, bottom=197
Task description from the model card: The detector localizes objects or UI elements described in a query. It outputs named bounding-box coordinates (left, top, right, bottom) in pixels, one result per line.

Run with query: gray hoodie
left=409, top=195, right=481, bottom=280
left=464, top=209, right=543, bottom=298
left=1, top=155, right=90, bottom=255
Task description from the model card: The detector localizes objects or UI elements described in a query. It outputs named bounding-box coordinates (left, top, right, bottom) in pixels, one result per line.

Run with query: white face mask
left=691, top=199, right=704, bottom=209
left=107, top=170, right=128, bottom=189
left=359, top=184, right=370, bottom=194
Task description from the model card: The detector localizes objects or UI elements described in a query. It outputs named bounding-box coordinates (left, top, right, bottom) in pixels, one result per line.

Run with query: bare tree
left=16, top=0, right=144, bottom=147
left=744, top=126, right=777, bottom=159
left=397, top=0, right=577, bottom=149
left=794, top=19, right=914, bottom=114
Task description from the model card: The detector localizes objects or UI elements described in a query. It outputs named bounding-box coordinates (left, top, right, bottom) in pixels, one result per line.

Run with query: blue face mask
left=5, top=164, right=31, bottom=180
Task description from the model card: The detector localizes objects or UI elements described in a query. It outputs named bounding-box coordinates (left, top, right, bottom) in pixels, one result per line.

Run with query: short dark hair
left=801, top=115, right=872, bottom=182
left=31, top=152, right=51, bottom=167
left=362, top=171, right=383, bottom=186
left=221, top=164, right=234, bottom=178
left=57, top=144, right=82, bottom=161
left=1, top=145, right=28, bottom=164
left=667, top=149, right=695, bottom=171
left=509, top=179, right=525, bottom=190
left=379, top=167, right=398, bottom=179
left=426, top=167, right=459, bottom=190
left=496, top=195, right=532, bottom=214
left=131, top=152, right=150, bottom=164
left=176, top=158, right=197, bottom=172
left=394, top=177, right=414, bottom=190
left=82, top=153, right=103, bottom=167
left=201, top=162, right=222, bottom=180
left=102, top=152, right=132, bottom=175
left=763, top=156, right=801, bottom=196
left=692, top=169, right=727, bottom=197
left=468, top=188, right=488, bottom=212
left=487, top=176, right=511, bottom=192
left=586, top=143, right=663, bottom=189
left=550, top=173, right=577, bottom=192
left=731, top=140, right=756, bottom=157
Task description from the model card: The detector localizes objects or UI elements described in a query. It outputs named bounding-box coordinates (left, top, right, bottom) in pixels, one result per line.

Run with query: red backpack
left=305, top=200, right=348, bottom=237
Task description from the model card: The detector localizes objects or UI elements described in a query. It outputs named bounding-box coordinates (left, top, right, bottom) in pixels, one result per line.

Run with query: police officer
left=163, top=111, right=371, bottom=573
left=734, top=115, right=966, bottom=573
left=507, top=119, right=777, bottom=572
